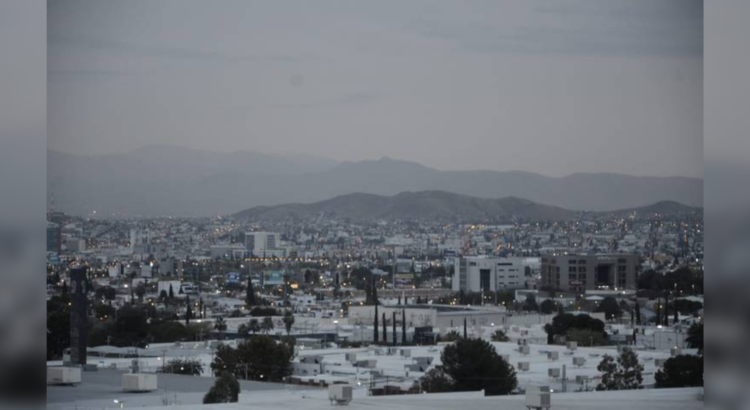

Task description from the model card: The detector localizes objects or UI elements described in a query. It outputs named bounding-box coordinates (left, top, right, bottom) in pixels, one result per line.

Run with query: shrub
left=203, top=372, right=240, bottom=404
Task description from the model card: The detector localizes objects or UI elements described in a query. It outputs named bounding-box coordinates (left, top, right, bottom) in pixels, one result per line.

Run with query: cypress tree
left=392, top=311, right=397, bottom=346
left=635, top=301, right=641, bottom=325
left=246, top=276, right=255, bottom=306
left=463, top=317, right=467, bottom=339
left=185, top=294, right=192, bottom=326
left=656, top=299, right=662, bottom=326
left=663, top=293, right=669, bottom=326
left=373, top=282, right=379, bottom=343
left=402, top=308, right=407, bottom=345
left=382, top=312, right=387, bottom=344
left=169, top=284, right=174, bottom=299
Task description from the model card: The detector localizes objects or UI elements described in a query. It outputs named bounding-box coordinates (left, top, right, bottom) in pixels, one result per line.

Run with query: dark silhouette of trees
left=655, top=355, right=703, bottom=388
left=440, top=338, right=517, bottom=395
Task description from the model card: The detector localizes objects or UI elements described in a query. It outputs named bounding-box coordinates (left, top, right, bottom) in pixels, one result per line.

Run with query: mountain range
left=234, top=191, right=701, bottom=223
left=48, top=145, right=703, bottom=217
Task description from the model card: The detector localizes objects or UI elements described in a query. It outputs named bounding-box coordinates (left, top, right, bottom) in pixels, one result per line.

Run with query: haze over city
left=41, top=1, right=707, bottom=410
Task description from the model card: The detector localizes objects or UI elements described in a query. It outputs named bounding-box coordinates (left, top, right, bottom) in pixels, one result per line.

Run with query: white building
left=453, top=256, right=525, bottom=292
left=245, top=232, right=284, bottom=257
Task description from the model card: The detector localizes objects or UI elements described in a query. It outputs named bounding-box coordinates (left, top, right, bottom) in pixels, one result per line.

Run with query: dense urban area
left=46, top=202, right=704, bottom=409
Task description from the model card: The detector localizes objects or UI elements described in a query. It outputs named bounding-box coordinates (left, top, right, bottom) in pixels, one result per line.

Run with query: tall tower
left=68, top=266, right=89, bottom=366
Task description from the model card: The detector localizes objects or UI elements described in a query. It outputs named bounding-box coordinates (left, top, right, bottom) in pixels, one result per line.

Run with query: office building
left=452, top=256, right=526, bottom=292
left=540, top=253, right=639, bottom=293
left=245, top=231, right=284, bottom=257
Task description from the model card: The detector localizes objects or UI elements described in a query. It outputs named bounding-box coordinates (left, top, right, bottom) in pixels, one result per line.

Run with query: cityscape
left=44, top=1, right=704, bottom=410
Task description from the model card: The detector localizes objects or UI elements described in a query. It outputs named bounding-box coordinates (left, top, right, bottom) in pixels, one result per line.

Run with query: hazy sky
left=48, top=0, right=703, bottom=178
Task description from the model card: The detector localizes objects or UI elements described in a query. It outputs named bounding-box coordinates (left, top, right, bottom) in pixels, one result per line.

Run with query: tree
left=392, top=311, right=397, bottom=346
left=214, top=317, right=227, bottom=339
left=203, top=372, right=240, bottom=404
left=523, top=294, right=539, bottom=312
left=491, top=330, right=510, bottom=342
left=654, top=355, right=703, bottom=388
left=282, top=310, right=295, bottom=335
left=540, top=299, right=555, bottom=314
left=686, top=322, right=703, bottom=354
left=595, top=297, right=622, bottom=321
left=261, top=316, right=274, bottom=334
left=247, top=319, right=261, bottom=335
left=442, top=330, right=461, bottom=342
left=566, top=328, right=605, bottom=346
left=163, top=358, right=203, bottom=376
left=168, top=284, right=174, bottom=299
left=246, top=276, right=256, bottom=306
left=674, top=299, right=703, bottom=316
left=135, top=282, right=146, bottom=302
left=637, top=270, right=665, bottom=291
left=418, top=367, right=453, bottom=393
left=635, top=301, right=641, bottom=325
left=211, top=335, right=293, bottom=382
left=402, top=308, right=407, bottom=345
left=595, top=348, right=643, bottom=390
left=441, top=338, right=517, bottom=395
left=617, top=348, right=644, bottom=389
left=596, top=355, right=619, bottom=391
left=185, top=295, right=192, bottom=326
left=545, top=313, right=605, bottom=343
left=47, top=296, right=71, bottom=360
left=382, top=312, right=387, bottom=344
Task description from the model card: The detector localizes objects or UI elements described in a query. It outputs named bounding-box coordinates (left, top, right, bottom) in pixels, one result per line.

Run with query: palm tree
left=214, top=317, right=227, bottom=340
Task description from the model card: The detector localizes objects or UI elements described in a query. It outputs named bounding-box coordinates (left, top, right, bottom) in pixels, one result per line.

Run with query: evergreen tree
left=440, top=338, right=517, bottom=395
left=168, top=284, right=174, bottom=299
left=463, top=318, right=467, bottom=339
left=246, top=276, right=256, bottom=306
left=596, top=348, right=643, bottom=390
left=392, top=311, right=397, bottom=346
left=656, top=299, right=662, bottom=326
left=373, top=277, right=379, bottom=343
left=402, top=308, right=407, bottom=345
left=185, top=295, right=192, bottom=326
left=618, top=348, right=644, bottom=389
left=282, top=310, right=295, bottom=335
left=203, top=372, right=240, bottom=404
left=382, top=312, right=387, bottom=344
left=635, top=301, right=641, bottom=325
left=655, top=355, right=703, bottom=388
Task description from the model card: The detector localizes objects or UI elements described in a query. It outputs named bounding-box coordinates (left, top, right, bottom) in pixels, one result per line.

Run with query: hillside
left=48, top=148, right=704, bottom=217
left=234, top=191, right=581, bottom=223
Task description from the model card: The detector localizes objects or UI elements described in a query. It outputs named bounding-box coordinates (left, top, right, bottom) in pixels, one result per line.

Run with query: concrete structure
left=540, top=253, right=639, bottom=292
left=210, top=244, right=247, bottom=259
left=453, top=256, right=525, bottom=292
left=47, top=367, right=81, bottom=386
left=245, top=231, right=284, bottom=257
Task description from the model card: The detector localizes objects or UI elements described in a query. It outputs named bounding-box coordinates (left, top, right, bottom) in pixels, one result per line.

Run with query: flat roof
left=47, top=369, right=317, bottom=410
left=107, top=387, right=703, bottom=410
